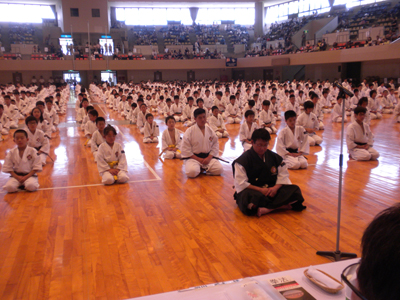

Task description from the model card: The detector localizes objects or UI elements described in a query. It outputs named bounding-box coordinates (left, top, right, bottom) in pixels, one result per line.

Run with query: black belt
left=355, top=142, right=367, bottom=146
left=15, top=172, right=29, bottom=176
left=34, top=146, right=42, bottom=151
left=264, top=122, right=271, bottom=125
left=273, top=111, right=277, bottom=114
left=182, top=152, right=229, bottom=163
left=286, top=148, right=298, bottom=153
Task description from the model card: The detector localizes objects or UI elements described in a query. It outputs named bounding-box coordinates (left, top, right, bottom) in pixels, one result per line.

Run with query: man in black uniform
left=232, top=128, right=306, bottom=217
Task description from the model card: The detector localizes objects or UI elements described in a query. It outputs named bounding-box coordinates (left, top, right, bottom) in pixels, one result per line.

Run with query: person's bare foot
left=257, top=207, right=274, bottom=217
left=279, top=204, right=293, bottom=210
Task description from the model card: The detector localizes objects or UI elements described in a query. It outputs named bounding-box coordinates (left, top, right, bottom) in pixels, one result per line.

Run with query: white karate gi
left=296, top=112, right=323, bottom=146
left=143, top=122, right=159, bottom=143
left=209, top=114, right=228, bottom=138
left=346, top=121, right=379, bottom=161
left=91, top=130, right=105, bottom=162
left=276, top=126, right=309, bottom=170
left=3, top=146, right=42, bottom=192
left=258, top=109, right=277, bottom=134
left=27, top=129, right=50, bottom=165
left=183, top=105, right=196, bottom=126
left=171, top=103, right=184, bottom=122
left=96, top=142, right=129, bottom=185
left=161, top=128, right=182, bottom=159
left=285, top=102, right=300, bottom=115
left=181, top=124, right=223, bottom=178
left=395, top=103, right=400, bottom=123
left=225, top=103, right=242, bottom=124
left=332, top=103, right=347, bottom=123
left=367, top=97, right=382, bottom=119
left=43, top=107, right=59, bottom=132
left=0, top=113, right=10, bottom=135
left=270, top=102, right=282, bottom=121
left=137, top=111, right=146, bottom=134
left=239, top=121, right=259, bottom=151
left=3, top=104, right=19, bottom=128
left=380, top=96, right=394, bottom=114
left=350, top=109, right=371, bottom=125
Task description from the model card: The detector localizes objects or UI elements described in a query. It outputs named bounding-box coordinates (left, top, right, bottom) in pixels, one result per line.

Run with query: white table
left=128, top=258, right=359, bottom=299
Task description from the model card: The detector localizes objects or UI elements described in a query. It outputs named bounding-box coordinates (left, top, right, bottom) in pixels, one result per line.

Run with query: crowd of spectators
left=152, top=48, right=225, bottom=60
left=161, top=25, right=191, bottom=45
left=194, top=24, right=225, bottom=45
left=9, top=24, right=35, bottom=44
left=131, top=27, right=157, bottom=45
left=226, top=25, right=250, bottom=48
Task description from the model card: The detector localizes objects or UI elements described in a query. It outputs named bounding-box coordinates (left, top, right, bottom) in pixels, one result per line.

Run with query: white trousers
left=185, top=158, right=223, bottom=178
left=349, top=148, right=380, bottom=161
left=39, top=153, right=47, bottom=165
left=284, top=155, right=308, bottom=170
left=2, top=128, right=9, bottom=135
left=227, top=117, right=241, bottom=124
left=370, top=112, right=382, bottom=119
left=102, top=170, right=129, bottom=185
left=10, top=121, right=18, bottom=129
left=308, top=134, right=322, bottom=146
left=243, top=142, right=252, bottom=152
left=216, top=131, right=228, bottom=138
left=3, top=176, right=39, bottom=193
left=164, top=151, right=182, bottom=159
left=143, top=137, right=159, bottom=143
left=174, top=115, right=184, bottom=122
left=333, top=117, right=347, bottom=123
left=381, top=109, right=393, bottom=114
left=265, top=126, right=277, bottom=134
left=318, top=121, right=325, bottom=130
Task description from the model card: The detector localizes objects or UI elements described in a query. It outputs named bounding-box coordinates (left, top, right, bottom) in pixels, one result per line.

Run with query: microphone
left=334, top=81, right=354, bottom=97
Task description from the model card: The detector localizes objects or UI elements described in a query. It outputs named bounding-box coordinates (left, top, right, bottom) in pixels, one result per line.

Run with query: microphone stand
left=316, top=83, right=357, bottom=261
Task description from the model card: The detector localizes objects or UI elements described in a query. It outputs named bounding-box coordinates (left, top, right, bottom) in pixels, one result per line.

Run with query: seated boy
left=0, top=104, right=10, bottom=136
left=96, top=125, right=129, bottom=185
left=143, top=113, right=159, bottom=143
left=3, top=129, right=42, bottom=193
left=296, top=101, right=323, bottom=146
left=346, top=106, right=380, bottom=161
left=270, top=96, right=281, bottom=121
left=225, top=95, right=241, bottom=124
left=276, top=110, right=309, bottom=170
left=258, top=100, right=277, bottom=134
left=239, top=110, right=259, bottom=151
left=181, top=108, right=223, bottom=178
left=84, top=110, right=99, bottom=146
left=209, top=106, right=228, bottom=138
left=233, top=128, right=306, bottom=216
left=161, top=116, right=182, bottom=159
left=331, top=95, right=347, bottom=123
left=25, top=116, right=50, bottom=166
left=137, top=104, right=148, bottom=134
left=91, top=117, right=106, bottom=162
left=43, top=98, right=59, bottom=132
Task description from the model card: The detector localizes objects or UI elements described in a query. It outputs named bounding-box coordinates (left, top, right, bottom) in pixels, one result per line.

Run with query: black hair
left=25, top=115, right=38, bottom=125
left=262, top=100, right=270, bottom=106
left=188, top=96, right=194, bottom=102
left=211, top=106, right=219, bottom=112
left=31, top=107, right=44, bottom=122
left=304, top=101, right=314, bottom=110
left=251, top=128, right=271, bottom=143
left=193, top=108, right=206, bottom=118
left=370, top=90, right=377, bottom=97
left=358, top=204, right=400, bottom=299
left=358, top=97, right=369, bottom=106
left=196, top=98, right=204, bottom=104
left=14, top=129, right=28, bottom=138
left=104, top=124, right=117, bottom=136
left=244, top=110, right=255, bottom=118
left=36, top=101, right=45, bottom=107
left=95, top=116, right=105, bottom=124
left=354, top=106, right=367, bottom=115
left=131, top=102, right=137, bottom=108
left=86, top=105, right=94, bottom=112
left=45, top=99, right=53, bottom=104
left=145, top=113, right=154, bottom=120
left=165, top=116, right=175, bottom=124
left=248, top=100, right=255, bottom=107
left=0, top=104, right=3, bottom=109
left=166, top=98, right=172, bottom=103
left=88, top=110, right=99, bottom=117
left=284, top=110, right=297, bottom=120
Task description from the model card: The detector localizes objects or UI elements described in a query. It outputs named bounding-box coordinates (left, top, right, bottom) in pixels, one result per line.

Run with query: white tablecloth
left=128, top=258, right=359, bottom=299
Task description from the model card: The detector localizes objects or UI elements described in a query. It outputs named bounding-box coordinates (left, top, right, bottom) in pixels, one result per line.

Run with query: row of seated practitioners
left=2, top=79, right=398, bottom=217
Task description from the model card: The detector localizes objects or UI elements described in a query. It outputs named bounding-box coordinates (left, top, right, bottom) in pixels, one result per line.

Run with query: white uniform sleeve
left=181, top=129, right=194, bottom=158
left=299, top=129, right=310, bottom=155
left=276, top=130, right=288, bottom=157
left=234, top=163, right=250, bottom=193
left=2, top=150, right=14, bottom=173
left=117, top=145, right=128, bottom=172
left=32, top=148, right=43, bottom=172
left=276, top=163, right=291, bottom=185
left=346, top=125, right=357, bottom=150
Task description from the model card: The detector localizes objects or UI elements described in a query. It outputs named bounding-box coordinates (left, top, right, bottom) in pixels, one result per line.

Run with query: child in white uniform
left=25, top=116, right=50, bottom=166
left=3, top=129, right=42, bottom=193
left=258, top=100, right=277, bottom=134
left=239, top=110, right=259, bottom=152
left=161, top=116, right=182, bottom=159
left=143, top=113, right=159, bottom=143
left=225, top=96, right=241, bottom=124
left=91, top=117, right=106, bottom=162
left=209, top=106, right=228, bottom=138
left=296, top=101, right=323, bottom=146
left=276, top=110, right=309, bottom=170
left=346, top=106, right=379, bottom=161
left=96, top=125, right=129, bottom=185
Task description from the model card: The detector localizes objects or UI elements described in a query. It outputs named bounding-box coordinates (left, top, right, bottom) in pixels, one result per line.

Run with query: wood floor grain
left=0, top=94, right=399, bottom=299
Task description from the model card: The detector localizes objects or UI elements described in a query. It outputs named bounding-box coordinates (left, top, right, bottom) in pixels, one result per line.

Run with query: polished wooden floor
left=0, top=92, right=399, bottom=299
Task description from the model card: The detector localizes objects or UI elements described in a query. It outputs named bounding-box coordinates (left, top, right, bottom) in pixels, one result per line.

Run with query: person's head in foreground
left=194, top=108, right=207, bottom=128
left=342, top=204, right=400, bottom=300
left=251, top=129, right=271, bottom=157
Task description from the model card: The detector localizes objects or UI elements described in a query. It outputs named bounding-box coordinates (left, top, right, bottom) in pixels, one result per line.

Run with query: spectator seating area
left=131, top=26, right=157, bottom=46
left=114, top=53, right=145, bottom=60
left=9, top=24, right=35, bottom=44
left=194, top=25, right=225, bottom=45
left=226, top=25, right=250, bottom=47
left=161, top=25, right=191, bottom=45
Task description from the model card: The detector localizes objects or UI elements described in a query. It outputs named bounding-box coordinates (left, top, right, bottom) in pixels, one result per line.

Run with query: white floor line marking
left=143, top=160, right=162, bottom=180
left=0, top=178, right=161, bottom=194
left=95, top=103, right=107, bottom=119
